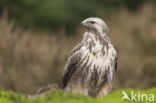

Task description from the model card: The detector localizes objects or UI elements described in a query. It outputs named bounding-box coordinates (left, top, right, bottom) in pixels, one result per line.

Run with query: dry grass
left=0, top=18, right=80, bottom=93
left=109, top=3, right=156, bottom=89
left=0, top=3, right=156, bottom=94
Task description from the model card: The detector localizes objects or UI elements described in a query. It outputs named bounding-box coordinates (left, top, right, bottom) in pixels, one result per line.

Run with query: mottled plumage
left=62, top=17, right=118, bottom=98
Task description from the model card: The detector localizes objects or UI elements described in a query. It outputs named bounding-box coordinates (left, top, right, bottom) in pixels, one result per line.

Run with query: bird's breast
left=80, top=43, right=116, bottom=83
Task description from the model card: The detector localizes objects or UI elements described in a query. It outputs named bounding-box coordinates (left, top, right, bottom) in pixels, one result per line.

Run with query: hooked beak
left=80, top=20, right=88, bottom=27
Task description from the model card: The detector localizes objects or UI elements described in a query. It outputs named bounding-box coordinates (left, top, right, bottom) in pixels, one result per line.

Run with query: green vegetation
left=0, top=88, right=156, bottom=103
left=0, top=0, right=151, bottom=32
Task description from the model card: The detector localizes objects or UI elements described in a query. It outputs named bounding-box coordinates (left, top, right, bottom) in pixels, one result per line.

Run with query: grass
left=0, top=88, right=156, bottom=103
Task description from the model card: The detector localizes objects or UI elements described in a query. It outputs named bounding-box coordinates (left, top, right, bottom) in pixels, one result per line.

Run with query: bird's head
left=80, top=17, right=109, bottom=35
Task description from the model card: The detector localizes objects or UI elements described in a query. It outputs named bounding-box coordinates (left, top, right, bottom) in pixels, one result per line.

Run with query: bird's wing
left=68, top=43, right=83, bottom=57
left=62, top=43, right=83, bottom=88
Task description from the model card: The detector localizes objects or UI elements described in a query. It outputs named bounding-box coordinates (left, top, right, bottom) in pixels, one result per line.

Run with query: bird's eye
left=90, top=21, right=96, bottom=24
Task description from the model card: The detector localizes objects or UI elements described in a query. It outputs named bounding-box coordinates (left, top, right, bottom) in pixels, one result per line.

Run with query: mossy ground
left=0, top=88, right=156, bottom=103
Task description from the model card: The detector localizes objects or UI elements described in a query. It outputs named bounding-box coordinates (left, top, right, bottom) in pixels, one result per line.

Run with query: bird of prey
left=62, top=17, right=118, bottom=98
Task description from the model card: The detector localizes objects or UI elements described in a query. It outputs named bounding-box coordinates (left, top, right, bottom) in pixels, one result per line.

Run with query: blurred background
left=0, top=0, right=156, bottom=94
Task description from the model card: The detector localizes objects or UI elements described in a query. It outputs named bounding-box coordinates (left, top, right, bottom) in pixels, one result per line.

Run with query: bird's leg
left=96, top=84, right=110, bottom=98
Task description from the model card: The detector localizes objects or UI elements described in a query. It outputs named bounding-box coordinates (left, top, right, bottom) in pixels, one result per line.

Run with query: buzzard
left=62, top=17, right=118, bottom=98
